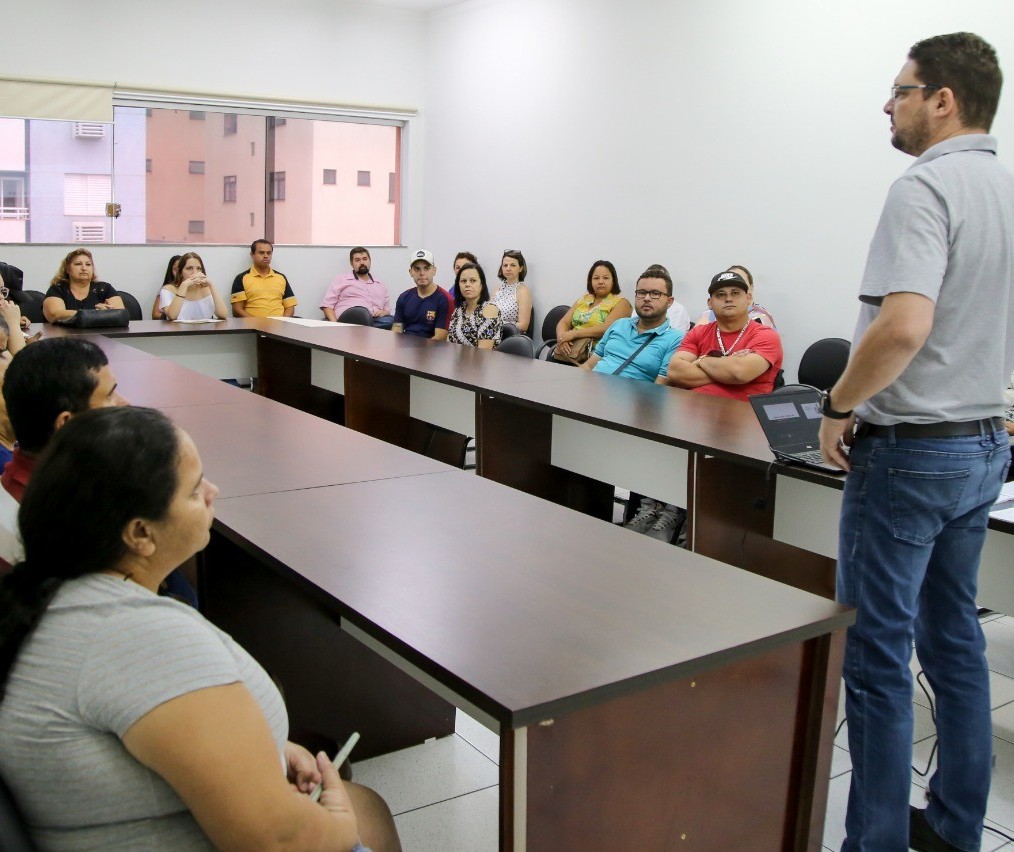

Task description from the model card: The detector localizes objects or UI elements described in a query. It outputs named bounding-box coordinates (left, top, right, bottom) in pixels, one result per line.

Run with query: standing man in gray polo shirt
left=819, top=33, right=1014, bottom=852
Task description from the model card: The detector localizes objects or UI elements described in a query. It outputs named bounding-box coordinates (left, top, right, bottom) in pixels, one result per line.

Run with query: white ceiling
left=355, top=0, right=464, bottom=11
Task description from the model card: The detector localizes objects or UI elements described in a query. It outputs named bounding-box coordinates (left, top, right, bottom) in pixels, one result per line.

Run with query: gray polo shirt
left=854, top=134, right=1014, bottom=425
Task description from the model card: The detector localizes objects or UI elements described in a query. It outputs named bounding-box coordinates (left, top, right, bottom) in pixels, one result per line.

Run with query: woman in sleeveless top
left=491, top=249, right=532, bottom=334
left=553, top=260, right=632, bottom=364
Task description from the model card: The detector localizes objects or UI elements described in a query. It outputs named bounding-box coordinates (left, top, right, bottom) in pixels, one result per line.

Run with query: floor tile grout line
left=392, top=784, right=500, bottom=818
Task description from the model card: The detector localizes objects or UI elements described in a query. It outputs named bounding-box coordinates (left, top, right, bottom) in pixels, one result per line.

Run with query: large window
left=0, top=99, right=406, bottom=246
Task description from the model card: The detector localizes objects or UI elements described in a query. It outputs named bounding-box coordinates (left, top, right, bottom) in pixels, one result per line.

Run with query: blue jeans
left=838, top=426, right=1009, bottom=852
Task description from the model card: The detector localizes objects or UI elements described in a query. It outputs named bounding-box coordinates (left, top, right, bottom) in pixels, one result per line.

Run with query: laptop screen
left=749, top=390, right=824, bottom=449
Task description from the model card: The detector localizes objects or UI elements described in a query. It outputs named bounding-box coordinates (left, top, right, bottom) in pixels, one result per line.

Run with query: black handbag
left=57, top=308, right=130, bottom=328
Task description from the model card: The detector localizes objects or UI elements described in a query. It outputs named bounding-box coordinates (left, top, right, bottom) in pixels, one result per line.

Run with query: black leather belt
left=855, top=417, right=1004, bottom=439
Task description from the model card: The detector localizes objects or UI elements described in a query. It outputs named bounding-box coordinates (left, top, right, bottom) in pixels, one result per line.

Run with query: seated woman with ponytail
left=0, top=407, right=400, bottom=852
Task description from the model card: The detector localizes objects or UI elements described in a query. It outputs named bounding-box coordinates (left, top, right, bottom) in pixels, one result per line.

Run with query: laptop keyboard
left=794, top=450, right=825, bottom=463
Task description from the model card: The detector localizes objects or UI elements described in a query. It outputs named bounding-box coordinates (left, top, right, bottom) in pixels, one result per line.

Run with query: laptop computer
left=748, top=387, right=844, bottom=472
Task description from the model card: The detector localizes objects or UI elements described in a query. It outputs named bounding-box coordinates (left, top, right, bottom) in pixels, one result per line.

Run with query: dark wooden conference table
left=45, top=320, right=855, bottom=851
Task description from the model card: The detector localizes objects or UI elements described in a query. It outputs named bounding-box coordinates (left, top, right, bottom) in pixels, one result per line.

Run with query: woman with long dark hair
left=0, top=407, right=399, bottom=851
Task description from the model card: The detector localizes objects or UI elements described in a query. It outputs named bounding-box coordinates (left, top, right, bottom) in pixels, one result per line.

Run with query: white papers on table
left=990, top=481, right=1014, bottom=522
left=267, top=317, right=352, bottom=327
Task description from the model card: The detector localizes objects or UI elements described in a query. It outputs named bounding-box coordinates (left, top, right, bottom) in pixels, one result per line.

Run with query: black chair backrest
left=500, top=322, right=520, bottom=339
left=0, top=261, right=24, bottom=293
left=497, top=335, right=535, bottom=358
left=771, top=382, right=818, bottom=396
left=798, top=338, right=851, bottom=389
left=540, top=304, right=570, bottom=343
left=117, top=290, right=143, bottom=321
left=11, top=290, right=45, bottom=324
left=0, top=772, right=37, bottom=851
left=337, top=306, right=373, bottom=326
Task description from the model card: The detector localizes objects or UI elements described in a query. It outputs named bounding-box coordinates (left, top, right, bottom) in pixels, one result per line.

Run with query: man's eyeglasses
left=634, top=289, right=668, bottom=301
left=890, top=84, right=940, bottom=100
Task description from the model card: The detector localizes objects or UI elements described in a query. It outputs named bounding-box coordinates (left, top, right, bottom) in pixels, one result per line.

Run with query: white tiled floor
left=351, top=613, right=1014, bottom=851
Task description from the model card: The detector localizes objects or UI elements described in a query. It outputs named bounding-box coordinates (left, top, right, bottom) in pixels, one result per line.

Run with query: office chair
left=500, top=322, right=520, bottom=339
left=0, top=772, right=37, bottom=852
left=116, top=290, right=143, bottom=321
left=337, top=306, right=373, bottom=326
left=523, top=304, right=535, bottom=338
left=534, top=304, right=570, bottom=360
left=798, top=338, right=851, bottom=389
left=496, top=336, right=535, bottom=358
left=11, top=290, right=45, bottom=324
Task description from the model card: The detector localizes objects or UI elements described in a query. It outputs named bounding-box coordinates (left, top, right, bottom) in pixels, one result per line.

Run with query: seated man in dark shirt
left=392, top=250, right=449, bottom=340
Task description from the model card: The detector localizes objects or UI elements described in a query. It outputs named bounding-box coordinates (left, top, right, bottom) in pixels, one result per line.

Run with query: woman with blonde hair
left=43, top=248, right=125, bottom=323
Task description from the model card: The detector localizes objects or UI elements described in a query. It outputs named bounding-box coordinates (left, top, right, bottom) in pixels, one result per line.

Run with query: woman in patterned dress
left=447, top=263, right=502, bottom=350
left=553, top=260, right=632, bottom=364
left=490, top=250, right=532, bottom=334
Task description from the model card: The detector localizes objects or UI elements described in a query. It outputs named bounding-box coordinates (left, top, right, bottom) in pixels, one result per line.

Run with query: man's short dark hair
left=250, top=239, right=273, bottom=254
left=454, top=251, right=478, bottom=267
left=3, top=338, right=108, bottom=453
left=639, top=264, right=673, bottom=296
left=909, top=32, right=1002, bottom=131
left=349, top=246, right=370, bottom=264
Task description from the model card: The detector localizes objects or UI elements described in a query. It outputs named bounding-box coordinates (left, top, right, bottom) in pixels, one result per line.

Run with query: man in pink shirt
left=320, top=246, right=393, bottom=328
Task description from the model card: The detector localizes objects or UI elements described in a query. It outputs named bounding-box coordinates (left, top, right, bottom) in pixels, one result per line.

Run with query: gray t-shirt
left=0, top=573, right=288, bottom=850
left=854, top=134, right=1014, bottom=425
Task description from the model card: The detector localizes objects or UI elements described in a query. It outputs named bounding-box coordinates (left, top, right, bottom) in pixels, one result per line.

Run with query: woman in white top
left=491, top=250, right=533, bottom=334
left=159, top=252, right=229, bottom=321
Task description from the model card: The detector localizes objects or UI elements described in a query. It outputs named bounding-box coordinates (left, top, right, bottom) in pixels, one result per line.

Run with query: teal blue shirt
left=592, top=317, right=684, bottom=383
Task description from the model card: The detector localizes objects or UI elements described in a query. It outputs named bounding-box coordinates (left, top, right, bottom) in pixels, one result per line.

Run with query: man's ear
left=122, top=517, right=156, bottom=558
left=53, top=410, right=73, bottom=432
left=932, top=86, right=959, bottom=120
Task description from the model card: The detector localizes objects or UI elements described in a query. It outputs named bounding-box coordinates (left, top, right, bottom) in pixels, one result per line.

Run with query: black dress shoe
left=909, top=806, right=963, bottom=851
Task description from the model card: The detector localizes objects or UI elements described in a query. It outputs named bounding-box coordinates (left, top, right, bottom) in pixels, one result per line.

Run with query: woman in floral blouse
left=447, top=263, right=502, bottom=350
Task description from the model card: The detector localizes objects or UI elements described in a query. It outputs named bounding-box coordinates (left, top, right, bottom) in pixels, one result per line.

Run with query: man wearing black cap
left=660, top=270, right=782, bottom=400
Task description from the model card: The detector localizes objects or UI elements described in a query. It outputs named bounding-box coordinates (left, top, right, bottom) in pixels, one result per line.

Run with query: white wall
left=3, top=0, right=1013, bottom=362
left=0, top=0, right=431, bottom=313
left=422, top=0, right=1014, bottom=376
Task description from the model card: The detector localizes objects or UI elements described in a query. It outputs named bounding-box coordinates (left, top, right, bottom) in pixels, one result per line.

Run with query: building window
left=64, top=174, right=111, bottom=216
left=0, top=176, right=28, bottom=219
left=269, top=171, right=286, bottom=201
left=388, top=172, right=397, bottom=203
left=188, top=220, right=205, bottom=234
left=0, top=104, right=405, bottom=246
